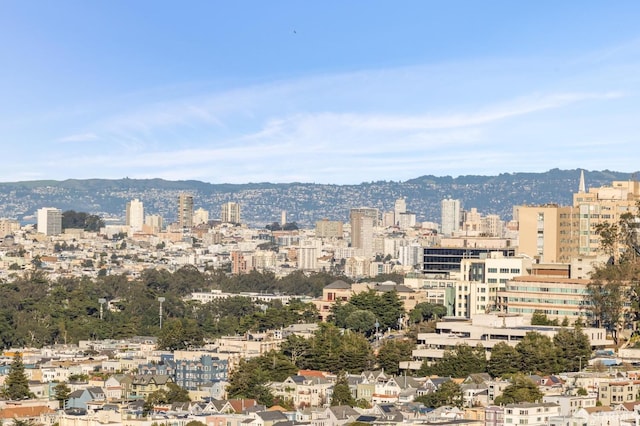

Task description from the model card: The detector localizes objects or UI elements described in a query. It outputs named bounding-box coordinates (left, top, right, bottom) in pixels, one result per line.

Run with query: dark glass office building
left=422, top=247, right=516, bottom=277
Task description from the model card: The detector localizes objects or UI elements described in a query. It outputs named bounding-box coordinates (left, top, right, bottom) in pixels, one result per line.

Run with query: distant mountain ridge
left=0, top=169, right=635, bottom=227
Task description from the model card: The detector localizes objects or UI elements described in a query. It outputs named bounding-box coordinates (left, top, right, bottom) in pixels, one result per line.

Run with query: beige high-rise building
left=517, top=172, right=640, bottom=264
left=221, top=202, right=241, bottom=224
left=177, top=194, right=194, bottom=229
left=349, top=207, right=378, bottom=257
left=516, top=204, right=576, bottom=263
left=145, top=214, right=163, bottom=233
left=315, top=219, right=343, bottom=238
left=394, top=197, right=406, bottom=226
left=573, top=176, right=640, bottom=259
left=0, top=219, right=20, bottom=236
left=126, top=199, right=144, bottom=232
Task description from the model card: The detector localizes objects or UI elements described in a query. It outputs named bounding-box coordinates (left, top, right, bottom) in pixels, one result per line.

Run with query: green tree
left=338, top=331, right=376, bottom=373
left=494, top=374, right=543, bottom=405
left=376, top=339, right=415, bottom=376
left=281, top=334, right=313, bottom=368
left=487, top=342, right=522, bottom=378
left=226, top=358, right=275, bottom=407
left=409, top=302, right=447, bottom=323
left=531, top=310, right=558, bottom=326
left=427, top=344, right=487, bottom=377
left=415, top=380, right=463, bottom=408
left=344, top=309, right=376, bottom=334
left=553, top=327, right=592, bottom=372
left=157, top=318, right=204, bottom=350
left=586, top=279, right=624, bottom=344
left=53, top=382, right=71, bottom=409
left=515, top=332, right=558, bottom=375
left=2, top=352, right=34, bottom=400
left=331, top=371, right=356, bottom=407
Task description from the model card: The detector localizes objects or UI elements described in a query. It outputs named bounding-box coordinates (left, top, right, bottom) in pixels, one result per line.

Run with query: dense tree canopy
left=487, top=342, right=522, bottom=378
left=420, top=344, right=486, bottom=377
left=494, top=374, right=544, bottom=405
left=0, top=268, right=330, bottom=348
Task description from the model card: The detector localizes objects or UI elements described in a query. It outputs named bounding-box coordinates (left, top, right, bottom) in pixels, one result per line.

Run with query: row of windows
left=505, top=286, right=586, bottom=294
left=487, top=268, right=521, bottom=274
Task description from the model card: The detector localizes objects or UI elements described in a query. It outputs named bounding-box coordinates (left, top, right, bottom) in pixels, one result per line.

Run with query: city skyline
left=2, top=2, right=640, bottom=184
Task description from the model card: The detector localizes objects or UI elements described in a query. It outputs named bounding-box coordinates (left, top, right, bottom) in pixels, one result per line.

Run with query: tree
left=553, top=326, right=592, bottom=372
left=226, top=357, right=275, bottom=407
left=281, top=334, right=312, bottom=368
left=586, top=279, right=624, bottom=344
left=376, top=339, right=415, bottom=376
left=427, top=343, right=486, bottom=378
left=494, top=374, right=543, bottom=405
left=409, top=302, right=447, bottom=323
left=338, top=331, right=376, bottom=373
left=344, top=309, right=376, bottom=334
left=2, top=352, right=34, bottom=400
left=531, top=310, right=558, bottom=326
left=487, top=342, right=522, bottom=378
left=415, top=380, right=463, bottom=408
left=53, top=382, right=71, bottom=409
left=331, top=371, right=355, bottom=407
left=515, top=332, right=558, bottom=375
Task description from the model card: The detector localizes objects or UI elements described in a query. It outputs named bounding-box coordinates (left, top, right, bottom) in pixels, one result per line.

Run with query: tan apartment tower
left=178, top=193, right=194, bottom=229
left=221, top=202, right=241, bottom=224
left=349, top=207, right=378, bottom=257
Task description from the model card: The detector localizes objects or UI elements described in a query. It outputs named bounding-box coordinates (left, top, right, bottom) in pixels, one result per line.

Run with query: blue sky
left=2, top=1, right=640, bottom=184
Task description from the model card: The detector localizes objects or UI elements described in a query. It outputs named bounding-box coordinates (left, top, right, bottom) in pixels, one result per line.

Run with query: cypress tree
left=3, top=352, right=34, bottom=400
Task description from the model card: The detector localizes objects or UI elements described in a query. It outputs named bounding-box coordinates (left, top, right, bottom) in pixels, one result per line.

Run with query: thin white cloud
left=56, top=132, right=99, bottom=143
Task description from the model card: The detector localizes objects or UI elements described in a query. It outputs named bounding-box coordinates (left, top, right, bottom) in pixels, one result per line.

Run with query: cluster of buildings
left=1, top=173, right=638, bottom=327
left=2, top=320, right=640, bottom=426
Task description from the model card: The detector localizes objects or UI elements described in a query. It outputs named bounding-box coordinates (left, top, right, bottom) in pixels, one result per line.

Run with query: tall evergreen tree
left=487, top=342, right=521, bottom=378
left=2, top=352, right=34, bottom=400
left=330, top=371, right=356, bottom=407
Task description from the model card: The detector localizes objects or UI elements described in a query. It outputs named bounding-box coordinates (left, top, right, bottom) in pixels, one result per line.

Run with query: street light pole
left=98, top=298, right=106, bottom=320
left=158, top=297, right=165, bottom=329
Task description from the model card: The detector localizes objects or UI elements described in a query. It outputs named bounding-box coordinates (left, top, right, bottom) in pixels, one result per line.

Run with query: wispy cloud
left=56, top=132, right=99, bottom=143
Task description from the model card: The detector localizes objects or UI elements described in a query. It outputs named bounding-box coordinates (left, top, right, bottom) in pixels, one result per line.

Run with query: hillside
left=0, top=169, right=634, bottom=227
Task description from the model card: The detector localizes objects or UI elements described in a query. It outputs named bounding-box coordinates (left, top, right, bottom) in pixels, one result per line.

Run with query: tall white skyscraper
left=126, top=199, right=144, bottom=232
left=221, top=202, right=241, bottom=224
left=394, top=197, right=407, bottom=225
left=441, top=198, right=461, bottom=236
left=37, top=207, right=62, bottom=236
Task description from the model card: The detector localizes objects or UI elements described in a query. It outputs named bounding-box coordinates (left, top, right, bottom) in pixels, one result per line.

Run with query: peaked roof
left=324, top=280, right=351, bottom=289
left=329, top=405, right=359, bottom=419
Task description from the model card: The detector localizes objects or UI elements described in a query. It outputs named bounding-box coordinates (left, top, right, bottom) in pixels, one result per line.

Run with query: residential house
left=66, top=387, right=106, bottom=410
left=598, top=380, right=640, bottom=406
left=503, top=402, right=561, bottom=426
left=313, top=280, right=353, bottom=321
left=129, top=374, right=174, bottom=399
left=0, top=404, right=56, bottom=426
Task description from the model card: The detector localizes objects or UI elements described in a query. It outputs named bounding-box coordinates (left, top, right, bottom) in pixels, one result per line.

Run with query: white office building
left=37, top=207, right=62, bottom=236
